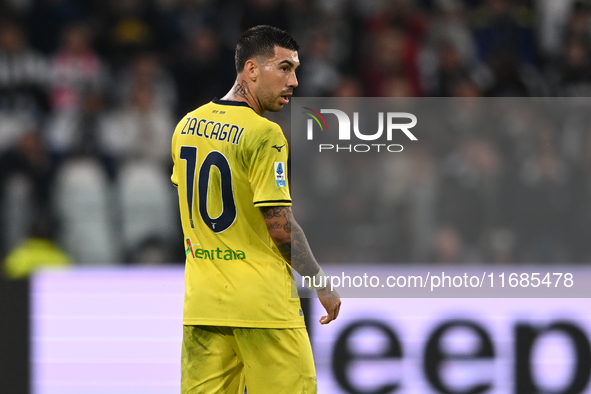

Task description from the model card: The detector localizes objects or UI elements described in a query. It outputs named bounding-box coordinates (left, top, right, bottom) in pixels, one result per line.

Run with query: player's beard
left=260, top=87, right=286, bottom=113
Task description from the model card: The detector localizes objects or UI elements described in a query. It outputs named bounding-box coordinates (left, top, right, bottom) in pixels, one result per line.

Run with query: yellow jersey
left=171, top=98, right=304, bottom=328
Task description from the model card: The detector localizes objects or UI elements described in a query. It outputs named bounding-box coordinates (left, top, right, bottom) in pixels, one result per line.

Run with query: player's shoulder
left=254, top=116, right=283, bottom=137
left=261, top=116, right=283, bottom=132
left=242, top=116, right=285, bottom=150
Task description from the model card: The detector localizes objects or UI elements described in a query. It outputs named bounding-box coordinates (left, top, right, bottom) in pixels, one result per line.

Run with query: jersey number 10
left=180, top=146, right=237, bottom=233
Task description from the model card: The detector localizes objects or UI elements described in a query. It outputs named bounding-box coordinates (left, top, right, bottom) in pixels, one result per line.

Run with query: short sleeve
left=248, top=124, right=291, bottom=207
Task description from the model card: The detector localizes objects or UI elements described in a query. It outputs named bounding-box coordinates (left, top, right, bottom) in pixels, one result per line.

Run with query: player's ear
left=244, top=58, right=258, bottom=81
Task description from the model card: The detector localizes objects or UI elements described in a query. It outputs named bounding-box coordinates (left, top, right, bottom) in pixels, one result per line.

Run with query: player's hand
left=317, top=287, right=341, bottom=324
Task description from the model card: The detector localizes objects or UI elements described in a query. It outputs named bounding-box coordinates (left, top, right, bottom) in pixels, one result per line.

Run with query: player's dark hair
left=235, top=25, right=299, bottom=73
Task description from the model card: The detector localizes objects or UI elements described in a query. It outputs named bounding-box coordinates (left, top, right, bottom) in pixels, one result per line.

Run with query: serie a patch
left=274, top=162, right=286, bottom=187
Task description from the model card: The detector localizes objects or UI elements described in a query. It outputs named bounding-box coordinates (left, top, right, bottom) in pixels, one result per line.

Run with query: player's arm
left=261, top=206, right=341, bottom=324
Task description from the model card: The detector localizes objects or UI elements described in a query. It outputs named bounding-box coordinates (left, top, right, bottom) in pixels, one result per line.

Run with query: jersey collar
left=212, top=97, right=256, bottom=112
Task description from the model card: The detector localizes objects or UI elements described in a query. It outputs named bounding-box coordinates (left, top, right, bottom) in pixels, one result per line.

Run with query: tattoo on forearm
left=263, top=207, right=292, bottom=233
left=262, top=207, right=285, bottom=219
left=267, top=222, right=283, bottom=230
left=289, top=222, right=319, bottom=277
left=261, top=206, right=319, bottom=277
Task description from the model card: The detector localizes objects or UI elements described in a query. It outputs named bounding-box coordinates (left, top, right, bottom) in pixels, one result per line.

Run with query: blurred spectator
left=49, top=22, right=106, bottom=112
left=300, top=0, right=365, bottom=77
left=0, top=19, right=49, bottom=119
left=536, top=0, right=578, bottom=60
left=173, top=26, right=234, bottom=115
left=0, top=20, right=48, bottom=254
left=516, top=122, right=573, bottom=262
left=298, top=30, right=341, bottom=96
left=3, top=215, right=71, bottom=279
left=383, top=75, right=417, bottom=97
left=470, top=0, right=539, bottom=95
left=99, top=82, right=174, bottom=170
left=97, top=0, right=161, bottom=68
left=366, top=0, right=427, bottom=44
left=361, top=27, right=422, bottom=96
left=437, top=137, right=505, bottom=261
left=331, top=75, right=365, bottom=97
left=376, top=145, right=437, bottom=262
left=0, top=126, right=52, bottom=255
left=240, top=0, right=290, bottom=32
left=471, top=0, right=536, bottom=66
left=451, top=78, right=483, bottom=97
left=163, top=0, right=225, bottom=44
left=558, top=37, right=591, bottom=96
left=429, top=1, right=476, bottom=66
left=44, top=90, right=115, bottom=177
left=433, top=226, right=465, bottom=263
left=0, top=129, right=52, bottom=204
left=486, top=51, right=531, bottom=96
left=115, top=51, right=177, bottom=110
left=423, top=40, right=492, bottom=96
left=563, top=0, right=591, bottom=47
left=26, top=0, right=91, bottom=54
left=419, top=1, right=497, bottom=95
left=361, top=0, right=426, bottom=95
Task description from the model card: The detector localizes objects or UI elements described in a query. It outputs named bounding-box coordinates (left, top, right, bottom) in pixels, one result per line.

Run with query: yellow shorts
left=181, top=325, right=317, bottom=394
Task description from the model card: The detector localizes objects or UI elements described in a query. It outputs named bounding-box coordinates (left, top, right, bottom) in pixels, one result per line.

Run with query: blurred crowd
left=293, top=98, right=591, bottom=264
left=1, top=0, right=591, bottom=270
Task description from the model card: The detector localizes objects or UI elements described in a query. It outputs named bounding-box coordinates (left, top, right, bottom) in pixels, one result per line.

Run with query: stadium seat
left=117, top=161, right=177, bottom=262
left=52, top=158, right=121, bottom=263
left=1, top=174, right=34, bottom=251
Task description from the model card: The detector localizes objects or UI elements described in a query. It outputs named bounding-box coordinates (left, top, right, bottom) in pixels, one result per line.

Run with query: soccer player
left=171, top=25, right=341, bottom=393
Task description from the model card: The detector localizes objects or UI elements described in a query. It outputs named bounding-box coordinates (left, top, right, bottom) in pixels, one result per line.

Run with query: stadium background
left=2, top=0, right=591, bottom=392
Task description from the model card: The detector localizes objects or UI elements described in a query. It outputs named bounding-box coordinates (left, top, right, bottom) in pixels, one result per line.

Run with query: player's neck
left=222, top=79, right=264, bottom=115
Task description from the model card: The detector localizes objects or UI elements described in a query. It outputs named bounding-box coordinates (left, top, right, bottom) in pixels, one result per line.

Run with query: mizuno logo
left=272, top=144, right=285, bottom=152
